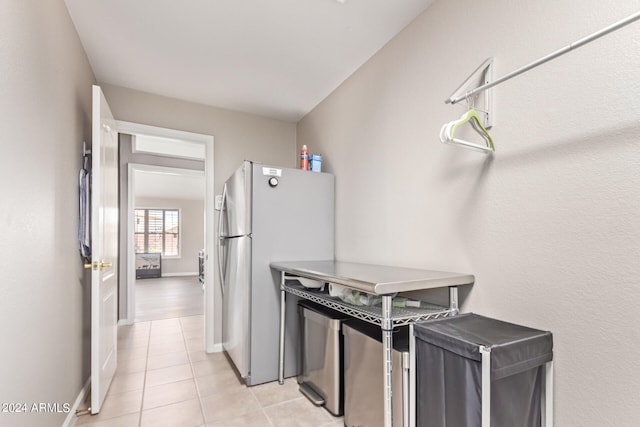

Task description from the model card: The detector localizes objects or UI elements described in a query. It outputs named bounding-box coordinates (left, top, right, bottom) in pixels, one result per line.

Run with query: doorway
left=130, top=164, right=204, bottom=322
left=116, top=120, right=217, bottom=352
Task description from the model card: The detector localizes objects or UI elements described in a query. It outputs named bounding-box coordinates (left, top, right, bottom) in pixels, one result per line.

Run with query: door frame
left=116, top=120, right=218, bottom=353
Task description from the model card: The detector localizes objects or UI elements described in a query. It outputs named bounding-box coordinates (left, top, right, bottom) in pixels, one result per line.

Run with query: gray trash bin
left=414, top=313, right=553, bottom=427
left=298, top=300, right=350, bottom=416
left=343, top=321, right=410, bottom=427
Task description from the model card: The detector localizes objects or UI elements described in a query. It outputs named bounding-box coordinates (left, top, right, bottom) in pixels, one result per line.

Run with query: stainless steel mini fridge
left=218, top=161, right=334, bottom=386
left=343, top=322, right=410, bottom=427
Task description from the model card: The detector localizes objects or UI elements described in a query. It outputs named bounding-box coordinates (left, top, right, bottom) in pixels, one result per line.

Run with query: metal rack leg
left=382, top=295, right=394, bottom=427
left=542, top=361, right=554, bottom=427
left=449, top=286, right=459, bottom=315
left=480, top=346, right=491, bottom=427
left=409, top=323, right=416, bottom=427
left=278, top=271, right=286, bottom=385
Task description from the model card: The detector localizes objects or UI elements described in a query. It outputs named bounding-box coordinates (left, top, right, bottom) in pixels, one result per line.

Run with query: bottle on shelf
left=300, top=144, right=309, bottom=170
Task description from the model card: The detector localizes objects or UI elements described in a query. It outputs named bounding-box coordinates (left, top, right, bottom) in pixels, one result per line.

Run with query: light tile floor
left=74, top=315, right=343, bottom=427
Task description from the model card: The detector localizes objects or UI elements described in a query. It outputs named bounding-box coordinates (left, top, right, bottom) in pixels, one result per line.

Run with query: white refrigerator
left=217, top=160, right=334, bottom=386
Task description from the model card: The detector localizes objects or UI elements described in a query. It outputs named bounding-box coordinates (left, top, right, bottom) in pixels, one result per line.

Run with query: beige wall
left=101, top=84, right=297, bottom=343
left=298, top=0, right=640, bottom=425
left=101, top=83, right=298, bottom=178
left=135, top=197, right=204, bottom=276
left=0, top=1, right=96, bottom=426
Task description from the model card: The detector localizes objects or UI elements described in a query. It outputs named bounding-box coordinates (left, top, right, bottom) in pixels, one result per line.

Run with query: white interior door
left=90, top=85, right=119, bottom=414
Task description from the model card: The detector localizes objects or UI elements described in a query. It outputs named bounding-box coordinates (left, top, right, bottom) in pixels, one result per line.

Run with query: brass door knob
left=83, top=261, right=112, bottom=270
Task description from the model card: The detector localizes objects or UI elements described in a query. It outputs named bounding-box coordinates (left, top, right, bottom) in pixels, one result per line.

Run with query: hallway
left=73, top=276, right=341, bottom=426
left=74, top=315, right=342, bottom=426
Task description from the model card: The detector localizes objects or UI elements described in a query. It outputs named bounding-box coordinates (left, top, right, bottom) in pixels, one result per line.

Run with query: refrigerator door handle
left=217, top=184, right=227, bottom=296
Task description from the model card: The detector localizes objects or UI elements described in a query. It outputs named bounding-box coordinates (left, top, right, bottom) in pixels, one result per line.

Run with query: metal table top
left=270, top=260, right=474, bottom=295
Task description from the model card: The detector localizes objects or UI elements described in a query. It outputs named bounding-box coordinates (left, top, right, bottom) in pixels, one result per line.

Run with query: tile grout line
left=137, top=321, right=152, bottom=427
left=180, top=316, right=208, bottom=426
left=248, top=386, right=276, bottom=427
left=254, top=384, right=342, bottom=426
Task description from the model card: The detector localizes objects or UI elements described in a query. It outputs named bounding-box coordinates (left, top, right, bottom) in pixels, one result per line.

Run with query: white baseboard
left=207, top=343, right=223, bottom=353
left=161, top=272, right=199, bottom=277
left=118, top=318, right=134, bottom=326
left=62, top=377, right=90, bottom=427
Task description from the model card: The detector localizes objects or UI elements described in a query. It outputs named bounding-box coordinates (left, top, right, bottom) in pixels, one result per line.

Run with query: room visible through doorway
left=131, top=164, right=205, bottom=323
left=135, top=276, right=203, bottom=322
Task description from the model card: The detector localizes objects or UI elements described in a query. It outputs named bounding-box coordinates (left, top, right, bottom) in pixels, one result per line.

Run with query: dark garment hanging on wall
left=79, top=153, right=91, bottom=261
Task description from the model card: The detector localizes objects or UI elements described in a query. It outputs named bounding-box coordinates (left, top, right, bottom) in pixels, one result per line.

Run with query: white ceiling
left=64, top=0, right=434, bottom=122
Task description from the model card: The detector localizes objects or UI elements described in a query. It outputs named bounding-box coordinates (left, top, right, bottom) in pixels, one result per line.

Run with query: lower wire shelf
left=284, top=281, right=455, bottom=327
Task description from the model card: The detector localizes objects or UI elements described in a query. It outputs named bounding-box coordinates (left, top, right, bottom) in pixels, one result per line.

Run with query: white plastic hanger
left=440, top=108, right=495, bottom=153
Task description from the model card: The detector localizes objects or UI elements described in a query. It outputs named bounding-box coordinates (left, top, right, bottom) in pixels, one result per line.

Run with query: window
left=134, top=208, right=180, bottom=257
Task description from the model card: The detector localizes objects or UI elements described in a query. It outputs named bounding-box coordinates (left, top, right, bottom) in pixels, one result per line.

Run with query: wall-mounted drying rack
left=82, top=141, right=91, bottom=156
left=440, top=58, right=495, bottom=153
left=441, top=10, right=640, bottom=154
left=82, top=141, right=91, bottom=170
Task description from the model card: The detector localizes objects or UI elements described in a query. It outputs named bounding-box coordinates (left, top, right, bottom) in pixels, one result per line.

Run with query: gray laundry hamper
left=414, top=313, right=553, bottom=427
